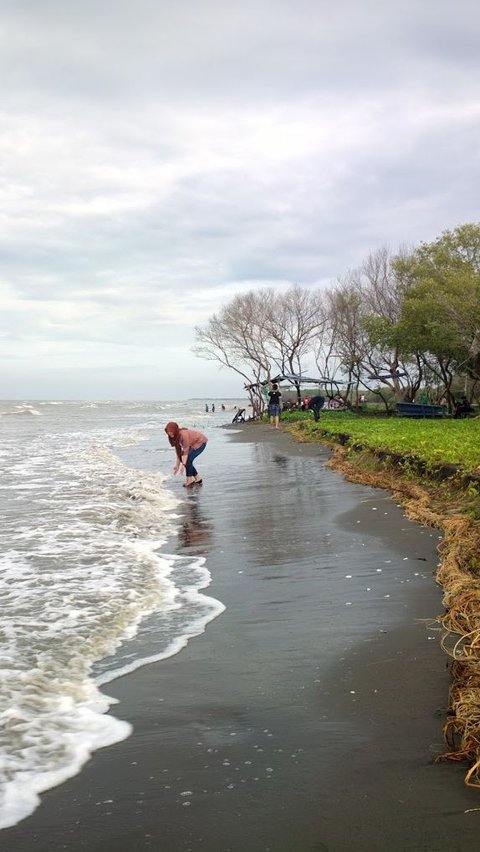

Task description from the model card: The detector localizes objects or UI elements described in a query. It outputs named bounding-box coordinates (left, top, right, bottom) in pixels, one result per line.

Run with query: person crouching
left=308, top=395, right=325, bottom=422
left=165, top=421, right=208, bottom=487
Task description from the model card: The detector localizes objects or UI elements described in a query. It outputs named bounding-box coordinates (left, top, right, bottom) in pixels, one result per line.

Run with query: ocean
left=0, top=399, right=244, bottom=829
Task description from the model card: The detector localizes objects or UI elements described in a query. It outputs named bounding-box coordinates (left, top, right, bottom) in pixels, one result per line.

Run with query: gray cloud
left=1, top=0, right=480, bottom=398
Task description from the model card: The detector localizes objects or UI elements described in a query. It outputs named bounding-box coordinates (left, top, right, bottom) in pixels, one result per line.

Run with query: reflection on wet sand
left=272, top=454, right=288, bottom=468
left=178, top=496, right=214, bottom=553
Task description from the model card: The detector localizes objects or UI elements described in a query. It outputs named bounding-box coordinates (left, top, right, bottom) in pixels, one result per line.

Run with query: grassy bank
left=281, top=410, right=480, bottom=789
left=281, top=410, right=480, bottom=476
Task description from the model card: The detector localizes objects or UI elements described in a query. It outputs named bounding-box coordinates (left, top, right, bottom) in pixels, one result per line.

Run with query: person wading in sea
left=165, top=421, right=208, bottom=487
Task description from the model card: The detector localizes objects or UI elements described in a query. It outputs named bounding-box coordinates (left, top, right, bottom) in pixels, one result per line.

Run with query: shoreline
left=3, top=422, right=480, bottom=851
left=283, top=417, right=480, bottom=788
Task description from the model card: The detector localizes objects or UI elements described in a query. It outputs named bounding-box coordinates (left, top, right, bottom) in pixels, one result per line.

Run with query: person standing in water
left=268, top=383, right=282, bottom=429
left=165, top=422, right=208, bottom=487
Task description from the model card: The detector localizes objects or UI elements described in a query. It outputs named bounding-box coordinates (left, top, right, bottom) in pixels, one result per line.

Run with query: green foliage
left=394, top=223, right=480, bottom=372
left=361, top=315, right=397, bottom=350
left=286, top=411, right=480, bottom=473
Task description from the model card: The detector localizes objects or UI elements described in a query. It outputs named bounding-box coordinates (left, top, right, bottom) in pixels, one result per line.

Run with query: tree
left=394, top=223, right=480, bottom=401
left=356, top=246, right=422, bottom=402
left=193, top=290, right=273, bottom=414
left=193, top=286, right=325, bottom=410
left=324, top=250, right=422, bottom=406
left=320, top=278, right=367, bottom=406
left=263, top=285, right=325, bottom=403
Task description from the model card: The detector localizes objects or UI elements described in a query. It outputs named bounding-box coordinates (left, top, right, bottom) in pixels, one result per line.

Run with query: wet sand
left=3, top=423, right=480, bottom=851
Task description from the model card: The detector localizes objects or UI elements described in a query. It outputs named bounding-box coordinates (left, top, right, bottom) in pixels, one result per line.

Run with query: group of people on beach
left=165, top=383, right=327, bottom=486
left=164, top=385, right=285, bottom=487
left=267, top=384, right=326, bottom=425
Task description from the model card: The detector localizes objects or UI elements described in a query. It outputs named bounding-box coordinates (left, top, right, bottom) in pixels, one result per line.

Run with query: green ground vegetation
left=281, top=410, right=480, bottom=475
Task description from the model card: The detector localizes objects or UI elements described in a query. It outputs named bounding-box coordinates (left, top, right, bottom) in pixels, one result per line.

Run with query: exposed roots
left=288, top=429, right=480, bottom=789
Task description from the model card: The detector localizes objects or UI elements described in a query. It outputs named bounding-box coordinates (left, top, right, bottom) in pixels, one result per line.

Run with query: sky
left=1, top=0, right=480, bottom=399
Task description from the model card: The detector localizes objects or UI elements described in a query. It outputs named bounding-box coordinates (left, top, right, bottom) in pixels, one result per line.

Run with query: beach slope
left=3, top=424, right=479, bottom=852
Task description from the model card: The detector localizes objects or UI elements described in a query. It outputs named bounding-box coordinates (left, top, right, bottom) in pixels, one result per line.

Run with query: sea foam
left=0, top=407, right=225, bottom=829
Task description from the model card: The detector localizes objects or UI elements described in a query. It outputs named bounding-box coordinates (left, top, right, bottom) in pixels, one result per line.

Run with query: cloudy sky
left=1, top=0, right=479, bottom=399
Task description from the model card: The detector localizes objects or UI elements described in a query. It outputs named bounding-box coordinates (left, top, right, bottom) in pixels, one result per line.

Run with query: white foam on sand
left=96, top=554, right=226, bottom=686
left=0, top=427, right=227, bottom=830
left=0, top=548, right=225, bottom=830
left=0, top=680, right=132, bottom=830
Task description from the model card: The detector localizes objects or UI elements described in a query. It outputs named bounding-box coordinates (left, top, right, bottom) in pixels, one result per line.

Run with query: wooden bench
left=396, top=401, right=445, bottom=418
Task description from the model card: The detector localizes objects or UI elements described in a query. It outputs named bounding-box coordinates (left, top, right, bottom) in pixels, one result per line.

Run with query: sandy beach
left=3, top=423, right=480, bottom=852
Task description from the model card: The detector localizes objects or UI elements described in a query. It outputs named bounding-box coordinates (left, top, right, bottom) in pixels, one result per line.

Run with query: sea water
left=0, top=399, right=240, bottom=829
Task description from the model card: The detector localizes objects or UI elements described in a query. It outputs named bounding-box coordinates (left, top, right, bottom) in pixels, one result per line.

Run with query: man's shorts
left=268, top=404, right=281, bottom=416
